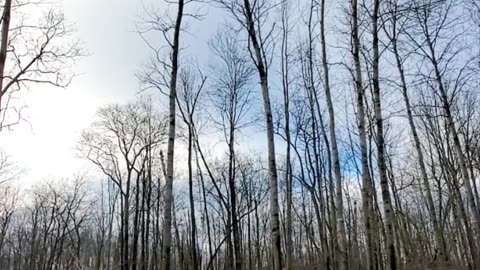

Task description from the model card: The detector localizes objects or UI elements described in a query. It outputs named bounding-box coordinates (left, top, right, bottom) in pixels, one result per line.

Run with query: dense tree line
left=0, top=0, right=479, bottom=269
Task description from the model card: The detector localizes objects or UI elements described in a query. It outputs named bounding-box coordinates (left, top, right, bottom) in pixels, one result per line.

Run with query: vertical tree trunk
left=228, top=122, right=242, bottom=270
left=351, top=0, right=377, bottom=268
left=195, top=148, right=213, bottom=265
left=145, top=145, right=153, bottom=270
left=122, top=177, right=131, bottom=270
left=0, top=0, right=11, bottom=102
left=319, top=0, right=348, bottom=268
left=280, top=3, right=293, bottom=268
left=254, top=199, right=262, bottom=270
left=187, top=125, right=199, bottom=270
left=226, top=207, right=234, bottom=269
left=141, top=169, right=147, bottom=270
left=242, top=0, right=282, bottom=269
left=172, top=200, right=184, bottom=270
left=371, top=0, right=396, bottom=269
left=161, top=1, right=184, bottom=269
left=247, top=185, right=253, bottom=270
left=133, top=172, right=143, bottom=270
left=106, top=184, right=116, bottom=270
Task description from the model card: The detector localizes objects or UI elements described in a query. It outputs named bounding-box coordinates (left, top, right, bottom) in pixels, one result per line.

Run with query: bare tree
left=0, top=0, right=83, bottom=130
left=137, top=1, right=187, bottom=268
left=371, top=0, right=397, bottom=268
left=0, top=184, right=17, bottom=257
left=350, top=0, right=378, bottom=268
left=212, top=1, right=283, bottom=268
left=319, top=0, right=348, bottom=268
left=208, top=27, right=255, bottom=270
left=381, top=0, right=447, bottom=261
left=279, top=1, right=294, bottom=268
left=79, top=99, right=166, bottom=270
left=176, top=66, right=206, bottom=270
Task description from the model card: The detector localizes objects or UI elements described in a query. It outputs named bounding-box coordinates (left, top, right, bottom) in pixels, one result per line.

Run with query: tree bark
left=228, top=118, right=242, bottom=270
left=320, top=0, right=348, bottom=268
left=351, top=0, right=377, bottom=268
left=0, top=0, right=11, bottom=102
left=242, top=0, right=282, bottom=269
left=371, top=0, right=397, bottom=269
left=161, top=1, right=184, bottom=269
left=280, top=3, right=293, bottom=268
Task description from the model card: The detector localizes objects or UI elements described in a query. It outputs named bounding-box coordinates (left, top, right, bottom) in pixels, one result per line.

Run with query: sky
left=0, top=0, right=229, bottom=184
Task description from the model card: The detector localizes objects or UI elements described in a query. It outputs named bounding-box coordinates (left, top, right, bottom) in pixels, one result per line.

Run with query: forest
left=0, top=0, right=479, bottom=269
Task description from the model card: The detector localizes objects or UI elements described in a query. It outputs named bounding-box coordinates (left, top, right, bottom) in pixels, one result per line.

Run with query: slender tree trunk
left=242, top=0, right=282, bottom=269
left=122, top=177, right=131, bottom=270
left=133, top=172, right=143, bottom=270
left=320, top=0, right=348, bottom=268
left=225, top=207, right=234, bottom=269
left=145, top=145, right=153, bottom=270
left=141, top=169, right=147, bottom=270
left=161, top=1, right=184, bottom=270
left=280, top=3, right=293, bottom=268
left=187, top=125, right=199, bottom=270
left=228, top=123, right=242, bottom=270
left=254, top=199, right=262, bottom=270
left=106, top=184, right=116, bottom=270
left=371, top=0, right=396, bottom=269
left=172, top=200, right=183, bottom=270
left=351, top=0, right=376, bottom=268
left=247, top=188, right=253, bottom=270
left=195, top=147, right=213, bottom=266
left=0, top=0, right=11, bottom=102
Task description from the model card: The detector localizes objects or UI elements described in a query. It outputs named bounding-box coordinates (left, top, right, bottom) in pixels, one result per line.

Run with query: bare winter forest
left=0, top=0, right=479, bottom=269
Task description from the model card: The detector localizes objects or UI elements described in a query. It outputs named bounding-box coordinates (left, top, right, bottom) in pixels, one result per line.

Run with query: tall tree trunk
left=141, top=169, right=147, bottom=270
left=161, top=1, right=184, bottom=269
left=123, top=175, right=131, bottom=270
left=320, top=0, right=348, bottom=268
left=187, top=125, right=199, bottom=270
left=254, top=199, right=262, bottom=270
left=247, top=183, right=254, bottom=270
left=371, top=0, right=397, bottom=269
left=133, top=172, right=141, bottom=270
left=351, top=0, right=377, bottom=268
left=145, top=145, right=153, bottom=270
left=228, top=121, right=242, bottom=270
left=195, top=147, right=213, bottom=265
left=242, top=0, right=282, bottom=269
left=280, top=2, right=293, bottom=268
